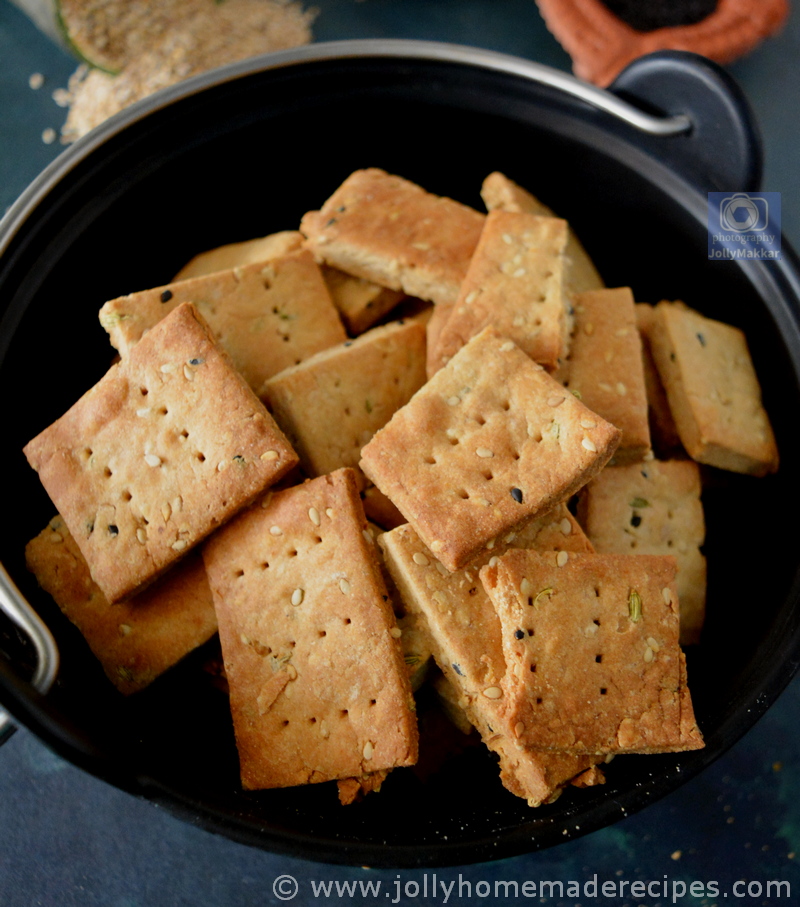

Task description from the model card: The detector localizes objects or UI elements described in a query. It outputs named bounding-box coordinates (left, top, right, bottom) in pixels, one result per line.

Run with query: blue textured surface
left=1, top=1, right=799, bottom=903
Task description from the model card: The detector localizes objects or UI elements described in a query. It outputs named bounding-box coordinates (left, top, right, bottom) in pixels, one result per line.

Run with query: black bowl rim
left=2, top=39, right=800, bottom=868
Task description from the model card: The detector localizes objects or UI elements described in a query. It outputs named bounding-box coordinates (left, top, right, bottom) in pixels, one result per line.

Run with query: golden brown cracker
left=577, top=458, right=707, bottom=645
left=360, top=327, right=621, bottom=572
left=172, top=231, right=304, bottom=281
left=648, top=301, right=779, bottom=475
left=564, top=287, right=651, bottom=463
left=300, top=168, right=485, bottom=305
left=202, top=469, right=418, bottom=790
left=261, top=319, right=427, bottom=486
left=26, top=515, right=217, bottom=694
left=429, top=210, right=570, bottom=374
left=24, top=303, right=298, bottom=603
left=481, top=549, right=704, bottom=754
left=100, top=250, right=347, bottom=392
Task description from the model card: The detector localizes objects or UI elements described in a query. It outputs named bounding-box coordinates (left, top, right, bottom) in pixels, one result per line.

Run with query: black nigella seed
left=452, top=663, right=464, bottom=676
left=108, top=524, right=119, bottom=536
left=697, top=332, right=706, bottom=347
left=326, top=218, right=337, bottom=227
left=630, top=514, right=642, bottom=528
left=511, top=487, right=524, bottom=503
left=514, top=629, right=525, bottom=640
left=188, top=358, right=203, bottom=366
left=160, top=289, right=173, bottom=303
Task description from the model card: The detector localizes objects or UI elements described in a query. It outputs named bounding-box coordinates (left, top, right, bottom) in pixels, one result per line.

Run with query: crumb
left=41, top=128, right=57, bottom=145
left=29, top=72, right=44, bottom=90
left=670, top=849, right=682, bottom=860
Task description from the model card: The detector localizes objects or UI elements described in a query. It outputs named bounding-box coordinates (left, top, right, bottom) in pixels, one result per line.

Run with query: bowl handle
left=608, top=50, right=763, bottom=193
left=0, top=565, right=59, bottom=745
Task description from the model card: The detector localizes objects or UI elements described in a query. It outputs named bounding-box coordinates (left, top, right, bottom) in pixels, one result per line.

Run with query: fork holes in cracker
left=139, top=387, right=149, bottom=396
left=103, top=466, right=113, bottom=478
left=196, top=452, right=206, bottom=463
left=456, top=489, right=469, bottom=499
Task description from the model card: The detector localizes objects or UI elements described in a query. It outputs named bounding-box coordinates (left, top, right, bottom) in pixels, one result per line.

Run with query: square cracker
left=261, top=319, right=427, bottom=486
left=563, top=287, right=651, bottom=463
left=172, top=231, right=305, bottom=281
left=577, top=458, right=707, bottom=645
left=360, top=326, right=621, bottom=572
left=23, top=303, right=298, bottom=604
left=480, top=171, right=604, bottom=296
left=300, top=168, right=485, bottom=306
left=202, top=468, right=418, bottom=790
left=378, top=508, right=598, bottom=806
left=648, top=301, right=779, bottom=475
left=429, top=210, right=570, bottom=375
left=26, top=515, right=217, bottom=695
left=480, top=549, right=704, bottom=755
left=99, top=250, right=347, bottom=392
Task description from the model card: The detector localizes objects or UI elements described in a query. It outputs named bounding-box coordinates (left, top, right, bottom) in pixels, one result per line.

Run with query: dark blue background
left=1, top=1, right=799, bottom=903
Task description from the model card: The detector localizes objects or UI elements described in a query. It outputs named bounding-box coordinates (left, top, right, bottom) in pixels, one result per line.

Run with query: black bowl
left=2, top=40, right=800, bottom=867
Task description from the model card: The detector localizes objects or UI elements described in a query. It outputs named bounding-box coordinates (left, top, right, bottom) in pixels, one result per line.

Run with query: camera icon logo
left=720, top=193, right=769, bottom=233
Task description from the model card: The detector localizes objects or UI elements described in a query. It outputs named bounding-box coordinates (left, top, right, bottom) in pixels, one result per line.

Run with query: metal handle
left=0, top=563, right=59, bottom=744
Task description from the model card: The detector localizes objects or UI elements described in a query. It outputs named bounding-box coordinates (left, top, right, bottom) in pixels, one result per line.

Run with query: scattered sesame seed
left=326, top=508, right=334, bottom=518
left=476, top=447, right=494, bottom=458
left=363, top=741, right=374, bottom=760
left=136, top=528, right=147, bottom=544
left=502, top=233, right=514, bottom=244
left=513, top=267, right=526, bottom=278
left=291, top=588, right=304, bottom=606
left=580, top=419, right=596, bottom=429
left=499, top=341, right=515, bottom=352
left=261, top=450, right=279, bottom=460
left=339, top=578, right=351, bottom=595
left=49, top=531, right=64, bottom=543
left=171, top=539, right=188, bottom=551
left=431, top=540, right=444, bottom=552
left=434, top=561, right=449, bottom=576
left=483, top=686, right=503, bottom=699
left=556, top=551, right=569, bottom=567
left=412, top=552, right=430, bottom=566
left=269, top=525, right=282, bottom=536
left=646, top=637, right=660, bottom=651
left=464, top=290, right=479, bottom=304
left=547, top=395, right=565, bottom=407
left=119, top=624, right=132, bottom=636
left=161, top=502, right=171, bottom=521
left=286, top=664, right=298, bottom=680
left=644, top=646, right=655, bottom=663
left=362, top=529, right=373, bottom=544
left=662, top=587, right=672, bottom=604
left=520, top=578, right=533, bottom=596
left=489, top=556, right=500, bottom=567
left=447, top=395, right=461, bottom=406
left=183, top=365, right=194, bottom=380
left=144, top=453, right=162, bottom=467
left=514, top=721, right=525, bottom=737
left=485, top=538, right=496, bottom=550
left=390, top=627, right=403, bottom=638
left=616, top=382, right=627, bottom=396
left=560, top=518, right=572, bottom=535
left=29, top=72, right=44, bottom=90
left=582, top=438, right=597, bottom=452
left=308, top=507, right=321, bottom=526
left=598, top=382, right=613, bottom=392
left=41, top=127, right=57, bottom=145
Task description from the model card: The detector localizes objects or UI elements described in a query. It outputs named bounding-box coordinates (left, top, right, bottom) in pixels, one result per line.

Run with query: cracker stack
left=379, top=508, right=606, bottom=806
